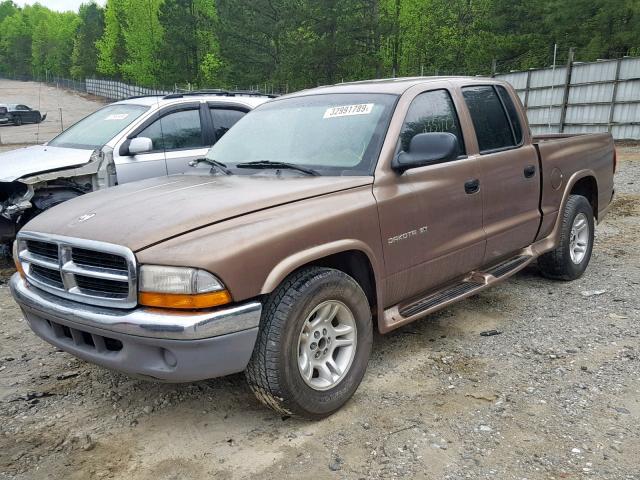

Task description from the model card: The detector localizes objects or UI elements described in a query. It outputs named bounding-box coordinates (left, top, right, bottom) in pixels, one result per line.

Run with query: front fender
left=135, top=184, right=385, bottom=309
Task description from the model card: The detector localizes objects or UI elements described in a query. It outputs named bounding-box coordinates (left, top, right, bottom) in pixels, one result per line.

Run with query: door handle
left=464, top=179, right=480, bottom=194
left=524, top=165, right=536, bottom=178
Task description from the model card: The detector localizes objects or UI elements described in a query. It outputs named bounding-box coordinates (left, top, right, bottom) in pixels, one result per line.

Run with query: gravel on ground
left=0, top=147, right=638, bottom=480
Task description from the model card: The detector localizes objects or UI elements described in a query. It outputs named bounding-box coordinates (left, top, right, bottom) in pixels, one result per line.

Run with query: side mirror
left=392, top=132, right=459, bottom=173
left=128, top=137, right=153, bottom=155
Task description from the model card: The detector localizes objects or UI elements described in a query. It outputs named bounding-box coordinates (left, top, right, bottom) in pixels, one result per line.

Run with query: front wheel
left=245, top=267, right=372, bottom=419
left=538, top=194, right=594, bottom=280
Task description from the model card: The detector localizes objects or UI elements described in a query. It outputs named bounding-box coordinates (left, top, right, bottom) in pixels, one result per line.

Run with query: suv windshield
left=48, top=104, right=148, bottom=150
left=205, top=93, right=397, bottom=176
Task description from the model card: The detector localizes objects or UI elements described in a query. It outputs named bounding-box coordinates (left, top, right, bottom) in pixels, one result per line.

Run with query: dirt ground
left=0, top=79, right=106, bottom=146
left=0, top=147, right=638, bottom=480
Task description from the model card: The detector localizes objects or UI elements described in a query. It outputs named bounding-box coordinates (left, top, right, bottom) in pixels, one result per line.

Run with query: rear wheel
left=13, top=116, right=22, bottom=126
left=245, top=267, right=372, bottom=419
left=538, top=194, right=594, bottom=280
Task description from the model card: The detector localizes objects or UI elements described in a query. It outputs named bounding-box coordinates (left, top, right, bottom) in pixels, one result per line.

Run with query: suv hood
left=23, top=174, right=373, bottom=251
left=0, top=145, right=95, bottom=182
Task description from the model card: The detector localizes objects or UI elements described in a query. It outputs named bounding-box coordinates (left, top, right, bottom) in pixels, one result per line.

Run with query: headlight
left=138, top=265, right=231, bottom=309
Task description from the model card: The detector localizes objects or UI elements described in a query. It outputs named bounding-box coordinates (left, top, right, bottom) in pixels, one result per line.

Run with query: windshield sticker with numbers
left=323, top=103, right=374, bottom=119
left=105, top=114, right=129, bottom=121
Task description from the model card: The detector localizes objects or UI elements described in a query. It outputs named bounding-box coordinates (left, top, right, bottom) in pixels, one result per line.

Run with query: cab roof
left=281, top=76, right=507, bottom=98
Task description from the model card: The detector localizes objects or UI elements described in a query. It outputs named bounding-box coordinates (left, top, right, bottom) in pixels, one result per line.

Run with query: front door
left=374, top=88, right=486, bottom=306
left=461, top=85, right=541, bottom=264
left=115, top=104, right=208, bottom=183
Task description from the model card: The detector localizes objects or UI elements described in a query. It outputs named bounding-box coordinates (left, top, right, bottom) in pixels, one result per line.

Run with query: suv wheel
left=245, top=267, right=372, bottom=419
left=14, top=116, right=22, bottom=126
left=538, top=194, right=594, bottom=280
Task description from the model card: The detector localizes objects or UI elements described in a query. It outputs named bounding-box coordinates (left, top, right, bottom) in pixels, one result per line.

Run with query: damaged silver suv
left=0, top=91, right=270, bottom=250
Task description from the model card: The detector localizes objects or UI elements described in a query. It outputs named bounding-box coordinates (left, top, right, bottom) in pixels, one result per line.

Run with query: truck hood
left=23, top=174, right=373, bottom=251
left=0, top=145, right=95, bottom=182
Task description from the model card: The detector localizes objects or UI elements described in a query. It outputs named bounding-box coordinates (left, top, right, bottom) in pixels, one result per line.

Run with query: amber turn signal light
left=138, top=290, right=232, bottom=310
left=13, top=242, right=25, bottom=278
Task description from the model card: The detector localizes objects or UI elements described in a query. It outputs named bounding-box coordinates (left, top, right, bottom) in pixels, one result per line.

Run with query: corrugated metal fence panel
left=527, top=87, right=564, bottom=107
left=612, top=125, right=640, bottom=140
left=498, top=71, right=529, bottom=90
left=613, top=102, right=640, bottom=124
left=529, top=66, right=567, bottom=88
left=619, top=57, right=640, bottom=80
left=565, top=104, right=610, bottom=124
left=497, top=55, right=640, bottom=139
left=616, top=79, right=640, bottom=101
left=571, top=60, right=617, bottom=84
left=568, top=83, right=613, bottom=104
left=563, top=124, right=609, bottom=134
left=527, top=106, right=562, bottom=125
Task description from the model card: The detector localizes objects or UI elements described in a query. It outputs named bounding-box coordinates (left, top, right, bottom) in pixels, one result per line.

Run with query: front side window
left=462, top=85, right=515, bottom=152
left=210, top=108, right=245, bottom=140
left=399, top=89, right=465, bottom=157
left=205, top=93, right=397, bottom=176
left=137, top=109, right=203, bottom=151
left=48, top=103, right=148, bottom=150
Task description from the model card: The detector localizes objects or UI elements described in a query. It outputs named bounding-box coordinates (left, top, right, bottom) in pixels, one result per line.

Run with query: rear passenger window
left=210, top=108, right=245, bottom=140
left=400, top=90, right=465, bottom=157
left=462, top=86, right=515, bottom=152
left=496, top=85, right=523, bottom=145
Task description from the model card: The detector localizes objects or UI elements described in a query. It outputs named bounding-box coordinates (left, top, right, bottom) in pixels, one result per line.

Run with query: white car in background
left=0, top=91, right=271, bottom=247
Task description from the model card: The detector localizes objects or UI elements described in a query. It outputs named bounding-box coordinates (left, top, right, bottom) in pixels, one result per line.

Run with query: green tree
left=0, top=10, right=31, bottom=75
left=71, top=2, right=105, bottom=78
left=0, top=0, right=17, bottom=24
left=158, top=0, right=221, bottom=86
left=96, top=0, right=127, bottom=77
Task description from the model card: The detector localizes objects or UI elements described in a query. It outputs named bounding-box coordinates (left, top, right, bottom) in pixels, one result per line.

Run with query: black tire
left=245, top=267, right=373, bottom=419
left=14, top=116, right=22, bottom=126
left=538, top=194, right=594, bottom=280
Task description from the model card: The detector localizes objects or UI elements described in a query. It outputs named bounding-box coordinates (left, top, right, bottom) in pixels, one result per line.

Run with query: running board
left=380, top=254, right=534, bottom=333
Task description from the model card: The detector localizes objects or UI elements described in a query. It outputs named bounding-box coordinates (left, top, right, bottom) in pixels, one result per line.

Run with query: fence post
left=523, top=69, right=532, bottom=109
left=558, top=47, right=575, bottom=133
left=608, top=57, right=623, bottom=133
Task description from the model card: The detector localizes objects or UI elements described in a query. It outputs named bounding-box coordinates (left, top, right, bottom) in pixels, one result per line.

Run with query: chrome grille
left=17, top=232, right=137, bottom=309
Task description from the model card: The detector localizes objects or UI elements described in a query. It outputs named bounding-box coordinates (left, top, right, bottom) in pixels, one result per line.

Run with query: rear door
left=461, top=84, right=541, bottom=264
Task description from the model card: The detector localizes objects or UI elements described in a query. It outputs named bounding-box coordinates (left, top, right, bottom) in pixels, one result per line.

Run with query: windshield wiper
left=189, top=158, right=232, bottom=175
left=236, top=160, right=319, bottom=176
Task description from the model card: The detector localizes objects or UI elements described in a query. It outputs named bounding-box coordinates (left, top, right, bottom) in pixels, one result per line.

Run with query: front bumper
left=9, top=274, right=262, bottom=382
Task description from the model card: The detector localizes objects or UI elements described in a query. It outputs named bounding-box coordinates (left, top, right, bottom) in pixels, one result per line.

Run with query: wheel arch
left=260, top=240, right=382, bottom=320
left=569, top=174, right=598, bottom=220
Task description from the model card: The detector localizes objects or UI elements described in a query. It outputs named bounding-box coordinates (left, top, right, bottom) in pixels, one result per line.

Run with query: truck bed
left=533, top=132, right=615, bottom=238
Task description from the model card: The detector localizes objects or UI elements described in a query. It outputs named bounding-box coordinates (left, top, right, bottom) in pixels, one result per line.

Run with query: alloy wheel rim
left=297, top=300, right=357, bottom=391
left=569, top=213, right=589, bottom=264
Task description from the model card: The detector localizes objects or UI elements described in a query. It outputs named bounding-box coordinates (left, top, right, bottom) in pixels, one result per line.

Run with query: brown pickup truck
left=9, top=77, right=615, bottom=419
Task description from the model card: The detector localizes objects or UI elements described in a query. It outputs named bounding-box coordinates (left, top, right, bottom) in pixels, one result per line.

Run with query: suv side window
left=496, top=85, right=523, bottom=145
left=462, top=86, right=515, bottom=153
left=210, top=108, right=245, bottom=140
left=138, top=109, right=203, bottom=151
left=400, top=89, right=465, bottom=157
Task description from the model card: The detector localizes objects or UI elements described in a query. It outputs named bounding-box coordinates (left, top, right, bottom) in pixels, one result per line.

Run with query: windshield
left=48, top=104, right=148, bottom=149
left=205, top=93, right=397, bottom=176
